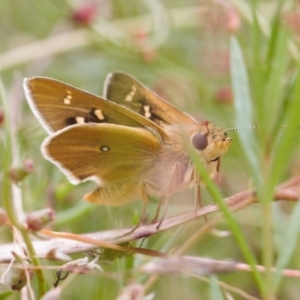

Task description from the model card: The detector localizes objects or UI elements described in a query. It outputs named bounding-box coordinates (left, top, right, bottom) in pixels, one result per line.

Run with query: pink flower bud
left=26, top=208, right=55, bottom=231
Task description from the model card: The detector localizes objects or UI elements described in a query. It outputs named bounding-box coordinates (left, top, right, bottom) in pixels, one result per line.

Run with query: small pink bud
left=9, top=268, right=34, bottom=291
left=9, top=168, right=29, bottom=183
left=133, top=29, right=157, bottom=62
left=226, top=9, right=241, bottom=33
left=283, top=11, right=300, bottom=35
left=215, top=85, right=233, bottom=104
left=0, top=108, right=4, bottom=125
left=26, top=208, right=55, bottom=231
left=23, top=159, right=35, bottom=173
left=0, top=207, right=8, bottom=226
left=72, top=4, right=97, bottom=26
left=9, top=159, right=35, bottom=184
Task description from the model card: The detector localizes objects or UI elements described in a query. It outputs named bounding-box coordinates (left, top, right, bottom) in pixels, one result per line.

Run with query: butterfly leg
left=194, top=182, right=202, bottom=211
left=214, top=158, right=221, bottom=187
left=138, top=182, right=149, bottom=226
left=155, top=196, right=169, bottom=229
left=194, top=181, right=208, bottom=222
left=155, top=162, right=184, bottom=229
left=194, top=169, right=207, bottom=221
left=152, top=195, right=165, bottom=223
left=122, top=183, right=149, bottom=236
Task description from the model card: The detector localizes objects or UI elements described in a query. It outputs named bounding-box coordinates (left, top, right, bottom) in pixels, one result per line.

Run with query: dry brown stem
left=0, top=175, right=300, bottom=263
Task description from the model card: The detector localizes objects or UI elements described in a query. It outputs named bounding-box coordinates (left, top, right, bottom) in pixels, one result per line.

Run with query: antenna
left=224, top=126, right=259, bottom=132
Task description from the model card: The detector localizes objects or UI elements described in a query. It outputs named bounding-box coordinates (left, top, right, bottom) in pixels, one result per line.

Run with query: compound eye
left=191, top=132, right=208, bottom=150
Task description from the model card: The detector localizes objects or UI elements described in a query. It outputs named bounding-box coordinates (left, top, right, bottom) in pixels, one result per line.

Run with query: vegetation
left=1, top=1, right=300, bottom=299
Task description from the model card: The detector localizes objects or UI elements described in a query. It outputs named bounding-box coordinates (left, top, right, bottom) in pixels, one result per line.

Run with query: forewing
left=24, top=77, right=167, bottom=139
left=42, top=123, right=161, bottom=185
left=104, top=72, right=197, bottom=127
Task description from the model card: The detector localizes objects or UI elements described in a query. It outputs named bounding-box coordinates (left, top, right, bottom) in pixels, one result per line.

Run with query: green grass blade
left=0, top=78, right=47, bottom=297
left=188, top=145, right=264, bottom=294
left=250, top=0, right=264, bottom=125
left=268, top=70, right=300, bottom=189
left=209, top=276, right=225, bottom=300
left=230, top=36, right=262, bottom=189
left=0, top=291, right=14, bottom=300
left=274, top=200, right=300, bottom=291
left=263, top=24, right=289, bottom=132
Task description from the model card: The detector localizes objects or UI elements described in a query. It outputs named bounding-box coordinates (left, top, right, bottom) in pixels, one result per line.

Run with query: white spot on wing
left=100, top=146, right=109, bottom=152
left=76, top=117, right=85, bottom=124
left=143, top=105, right=151, bottom=118
left=63, top=90, right=72, bottom=104
left=94, top=109, right=105, bottom=120
left=125, top=85, right=137, bottom=102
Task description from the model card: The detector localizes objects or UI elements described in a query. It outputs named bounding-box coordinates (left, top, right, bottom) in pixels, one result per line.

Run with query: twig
left=0, top=175, right=299, bottom=263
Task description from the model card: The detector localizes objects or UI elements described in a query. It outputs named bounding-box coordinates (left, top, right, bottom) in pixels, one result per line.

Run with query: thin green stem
left=0, top=79, right=47, bottom=297
left=188, top=146, right=265, bottom=295
left=261, top=201, right=274, bottom=299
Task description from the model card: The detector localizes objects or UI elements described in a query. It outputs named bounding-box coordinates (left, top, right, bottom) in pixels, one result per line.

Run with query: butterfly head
left=191, top=121, right=232, bottom=162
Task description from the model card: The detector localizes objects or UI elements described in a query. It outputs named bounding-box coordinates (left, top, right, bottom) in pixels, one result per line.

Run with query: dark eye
left=191, top=133, right=208, bottom=150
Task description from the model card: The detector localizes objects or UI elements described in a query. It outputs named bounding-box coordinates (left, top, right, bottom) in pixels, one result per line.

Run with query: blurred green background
left=1, top=0, right=300, bottom=299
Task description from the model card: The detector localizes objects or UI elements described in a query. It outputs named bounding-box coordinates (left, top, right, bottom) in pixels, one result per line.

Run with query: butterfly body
left=24, top=73, right=232, bottom=210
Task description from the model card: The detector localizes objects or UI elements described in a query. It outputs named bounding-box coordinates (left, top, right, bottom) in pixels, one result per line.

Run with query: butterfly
left=24, top=72, right=232, bottom=227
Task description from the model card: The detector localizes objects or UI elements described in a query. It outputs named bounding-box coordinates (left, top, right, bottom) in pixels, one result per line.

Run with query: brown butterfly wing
left=42, top=123, right=161, bottom=185
left=24, top=77, right=168, bottom=139
left=104, top=72, right=197, bottom=127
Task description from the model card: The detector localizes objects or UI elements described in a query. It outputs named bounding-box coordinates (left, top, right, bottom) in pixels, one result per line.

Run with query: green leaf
left=188, top=142, right=264, bottom=294
left=274, top=200, right=300, bottom=291
left=209, top=276, right=225, bottom=300
left=269, top=71, right=300, bottom=189
left=0, top=291, right=14, bottom=300
left=230, top=36, right=262, bottom=189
